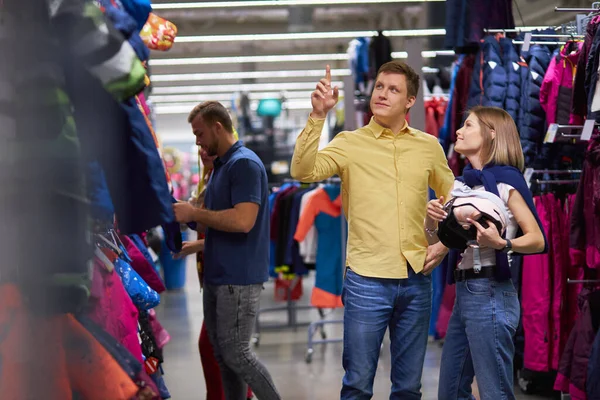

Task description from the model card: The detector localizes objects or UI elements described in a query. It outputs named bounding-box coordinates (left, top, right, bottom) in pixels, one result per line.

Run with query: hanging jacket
left=588, top=329, right=600, bottom=399
left=555, top=289, right=600, bottom=399
left=466, top=35, right=507, bottom=112
left=368, top=31, right=392, bottom=79
left=586, top=22, right=600, bottom=122
left=540, top=41, right=584, bottom=126
left=518, top=44, right=552, bottom=168
left=444, top=0, right=515, bottom=49
left=570, top=139, right=600, bottom=269
left=572, top=16, right=600, bottom=120
left=500, top=37, right=522, bottom=123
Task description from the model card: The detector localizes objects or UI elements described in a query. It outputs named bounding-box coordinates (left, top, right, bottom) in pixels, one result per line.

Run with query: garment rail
left=305, top=176, right=345, bottom=363
left=253, top=177, right=344, bottom=354
left=567, top=279, right=600, bottom=283
left=555, top=6, right=600, bottom=12
left=534, top=179, right=580, bottom=185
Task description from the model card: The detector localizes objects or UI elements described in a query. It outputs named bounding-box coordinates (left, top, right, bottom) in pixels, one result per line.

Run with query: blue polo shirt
left=203, top=141, right=270, bottom=286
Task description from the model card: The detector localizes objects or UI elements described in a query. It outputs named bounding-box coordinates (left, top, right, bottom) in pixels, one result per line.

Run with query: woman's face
left=199, top=147, right=216, bottom=169
left=455, top=113, right=484, bottom=158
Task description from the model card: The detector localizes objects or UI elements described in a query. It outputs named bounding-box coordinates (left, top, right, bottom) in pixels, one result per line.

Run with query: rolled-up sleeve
left=290, top=117, right=348, bottom=182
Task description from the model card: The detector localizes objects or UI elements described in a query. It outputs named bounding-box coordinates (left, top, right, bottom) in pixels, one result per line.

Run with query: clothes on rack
left=519, top=43, right=553, bottom=167
left=444, top=0, right=515, bottom=50
left=521, top=194, right=573, bottom=372
left=294, top=184, right=344, bottom=309
left=369, top=31, right=393, bottom=80
left=554, top=288, right=600, bottom=399
left=570, top=139, right=600, bottom=270
left=540, top=41, right=584, bottom=126
left=424, top=97, right=448, bottom=138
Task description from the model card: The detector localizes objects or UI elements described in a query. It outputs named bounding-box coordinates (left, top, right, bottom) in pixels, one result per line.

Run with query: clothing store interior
left=4, top=0, right=600, bottom=399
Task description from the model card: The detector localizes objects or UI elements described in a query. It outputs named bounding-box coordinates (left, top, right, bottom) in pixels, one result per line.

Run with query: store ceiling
left=150, top=0, right=584, bottom=137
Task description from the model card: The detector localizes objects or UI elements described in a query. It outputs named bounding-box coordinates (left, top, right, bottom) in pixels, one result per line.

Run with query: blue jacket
left=501, top=37, right=522, bottom=123
left=518, top=44, right=552, bottom=168
left=466, top=36, right=507, bottom=113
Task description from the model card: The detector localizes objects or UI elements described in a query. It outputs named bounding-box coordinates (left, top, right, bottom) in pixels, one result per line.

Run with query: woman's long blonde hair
left=470, top=106, right=525, bottom=171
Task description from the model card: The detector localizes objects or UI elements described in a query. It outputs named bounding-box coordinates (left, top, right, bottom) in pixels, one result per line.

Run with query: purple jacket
left=570, top=139, right=600, bottom=270
left=540, top=41, right=584, bottom=125
left=555, top=289, right=599, bottom=399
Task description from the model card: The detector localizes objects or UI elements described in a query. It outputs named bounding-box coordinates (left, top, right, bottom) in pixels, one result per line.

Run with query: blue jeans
left=438, top=278, right=520, bottom=400
left=341, top=267, right=432, bottom=400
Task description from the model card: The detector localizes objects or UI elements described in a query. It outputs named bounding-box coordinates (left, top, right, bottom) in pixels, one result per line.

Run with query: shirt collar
left=367, top=117, right=412, bottom=138
left=214, top=140, right=243, bottom=167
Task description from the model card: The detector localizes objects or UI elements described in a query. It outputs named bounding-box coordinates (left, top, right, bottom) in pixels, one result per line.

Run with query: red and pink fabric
left=88, top=260, right=144, bottom=363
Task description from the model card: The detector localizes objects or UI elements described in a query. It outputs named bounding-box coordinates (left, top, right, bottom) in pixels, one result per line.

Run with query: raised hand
left=310, top=65, right=339, bottom=119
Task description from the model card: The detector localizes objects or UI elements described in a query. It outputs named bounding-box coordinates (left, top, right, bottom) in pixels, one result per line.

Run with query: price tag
left=524, top=168, right=534, bottom=188
left=581, top=119, right=595, bottom=141
left=522, top=32, right=532, bottom=52
left=544, top=123, right=559, bottom=143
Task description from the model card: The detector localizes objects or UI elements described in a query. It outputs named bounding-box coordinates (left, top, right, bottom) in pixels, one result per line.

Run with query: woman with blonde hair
left=424, top=106, right=547, bottom=399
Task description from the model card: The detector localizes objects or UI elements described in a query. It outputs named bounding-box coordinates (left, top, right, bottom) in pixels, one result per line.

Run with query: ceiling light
left=153, top=0, right=444, bottom=10
left=150, top=90, right=336, bottom=103
left=154, top=100, right=312, bottom=115
left=152, top=82, right=344, bottom=94
left=150, top=53, right=350, bottom=66
left=149, top=50, right=454, bottom=67
left=175, top=29, right=445, bottom=43
left=151, top=68, right=351, bottom=82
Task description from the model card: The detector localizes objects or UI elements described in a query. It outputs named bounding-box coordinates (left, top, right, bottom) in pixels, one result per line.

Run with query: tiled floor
left=156, top=259, right=554, bottom=400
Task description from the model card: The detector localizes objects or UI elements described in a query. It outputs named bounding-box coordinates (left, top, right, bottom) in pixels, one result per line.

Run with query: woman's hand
left=173, top=240, right=205, bottom=259
left=426, top=196, right=447, bottom=223
left=467, top=218, right=506, bottom=250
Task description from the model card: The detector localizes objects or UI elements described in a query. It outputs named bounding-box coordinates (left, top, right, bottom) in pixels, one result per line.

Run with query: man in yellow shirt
left=291, top=61, right=454, bottom=399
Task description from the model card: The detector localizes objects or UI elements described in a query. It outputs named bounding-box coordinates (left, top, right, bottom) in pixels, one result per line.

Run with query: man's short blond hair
left=188, top=101, right=233, bottom=133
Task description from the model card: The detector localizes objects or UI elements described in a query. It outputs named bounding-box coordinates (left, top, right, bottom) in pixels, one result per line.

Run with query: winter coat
left=586, top=22, right=600, bottom=122
left=572, top=16, right=600, bottom=120
left=518, top=44, right=552, bottom=167
left=444, top=0, right=515, bottom=49
left=500, top=37, right=522, bottom=123
left=466, top=35, right=507, bottom=112
left=540, top=41, right=584, bottom=125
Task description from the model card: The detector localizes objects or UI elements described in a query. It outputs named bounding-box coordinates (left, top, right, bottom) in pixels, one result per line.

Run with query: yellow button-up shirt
left=290, top=117, right=454, bottom=279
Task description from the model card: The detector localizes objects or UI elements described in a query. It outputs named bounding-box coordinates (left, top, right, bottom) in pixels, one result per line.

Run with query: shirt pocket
left=400, top=156, right=431, bottom=194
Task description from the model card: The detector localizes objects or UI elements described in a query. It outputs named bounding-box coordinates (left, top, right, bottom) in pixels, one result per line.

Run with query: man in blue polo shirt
left=173, top=101, right=280, bottom=400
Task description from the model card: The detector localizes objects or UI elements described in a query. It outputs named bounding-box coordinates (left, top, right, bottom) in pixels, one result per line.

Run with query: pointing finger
left=325, top=64, right=331, bottom=83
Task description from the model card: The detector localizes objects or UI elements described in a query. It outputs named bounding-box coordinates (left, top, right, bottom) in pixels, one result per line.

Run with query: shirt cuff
left=305, top=116, right=326, bottom=132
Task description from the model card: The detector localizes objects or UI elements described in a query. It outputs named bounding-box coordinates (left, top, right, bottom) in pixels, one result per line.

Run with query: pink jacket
left=540, top=41, right=584, bottom=125
left=88, top=261, right=144, bottom=363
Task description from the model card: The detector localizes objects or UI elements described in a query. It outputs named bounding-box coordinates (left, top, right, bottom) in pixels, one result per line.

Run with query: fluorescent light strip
left=152, top=82, right=343, bottom=94
left=150, top=53, right=350, bottom=66
left=150, top=90, right=334, bottom=103
left=154, top=100, right=312, bottom=115
left=149, top=50, right=455, bottom=66
left=175, top=29, right=445, bottom=43
left=151, top=68, right=351, bottom=82
left=153, top=0, right=444, bottom=10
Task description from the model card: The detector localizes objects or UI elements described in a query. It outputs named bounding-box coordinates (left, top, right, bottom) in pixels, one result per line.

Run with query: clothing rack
left=253, top=178, right=344, bottom=355
left=534, top=179, right=580, bottom=185
left=524, top=168, right=582, bottom=188
left=305, top=175, right=345, bottom=363
left=568, top=279, right=600, bottom=283
left=544, top=122, right=600, bottom=143
left=555, top=6, right=600, bottom=13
